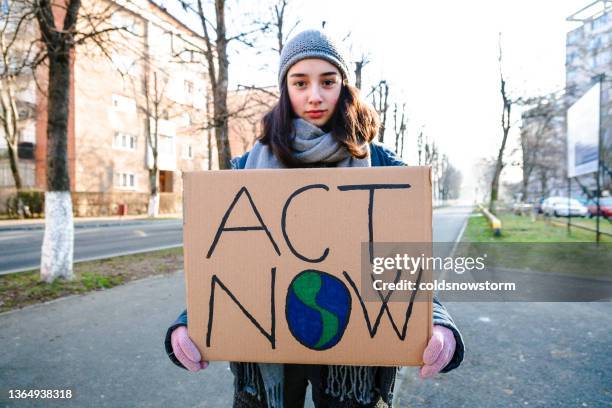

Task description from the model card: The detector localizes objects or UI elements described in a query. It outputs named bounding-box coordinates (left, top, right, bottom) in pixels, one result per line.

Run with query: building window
left=115, top=172, right=136, bottom=189
left=595, top=50, right=611, bottom=67
left=592, top=13, right=609, bottom=30
left=182, top=144, right=193, bottom=159
left=184, top=80, right=194, bottom=96
left=165, top=31, right=174, bottom=55
left=159, top=134, right=174, bottom=155
left=113, top=132, right=137, bottom=150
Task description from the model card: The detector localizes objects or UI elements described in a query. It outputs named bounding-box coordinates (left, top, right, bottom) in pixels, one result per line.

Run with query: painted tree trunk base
left=40, top=192, right=75, bottom=282
left=148, top=194, right=160, bottom=218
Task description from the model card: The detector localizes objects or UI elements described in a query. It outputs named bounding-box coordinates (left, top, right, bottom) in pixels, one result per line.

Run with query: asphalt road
left=1, top=205, right=610, bottom=407
left=0, top=219, right=183, bottom=275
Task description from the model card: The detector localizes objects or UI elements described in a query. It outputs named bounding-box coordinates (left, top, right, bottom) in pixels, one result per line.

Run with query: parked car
left=541, top=196, right=588, bottom=217
left=512, top=202, right=534, bottom=216
left=587, top=197, right=612, bottom=219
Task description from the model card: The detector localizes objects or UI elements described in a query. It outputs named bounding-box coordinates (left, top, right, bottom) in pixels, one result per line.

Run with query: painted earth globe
left=285, top=270, right=352, bottom=350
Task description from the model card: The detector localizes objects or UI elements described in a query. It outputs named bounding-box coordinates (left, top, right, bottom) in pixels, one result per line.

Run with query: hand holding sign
left=171, top=326, right=209, bottom=372
left=419, top=325, right=456, bottom=379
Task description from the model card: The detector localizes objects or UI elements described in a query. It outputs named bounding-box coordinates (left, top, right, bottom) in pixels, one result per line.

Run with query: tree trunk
left=40, top=51, right=74, bottom=282
left=489, top=80, right=511, bottom=214
left=147, top=112, right=160, bottom=217
left=354, top=61, right=363, bottom=90
left=7, top=141, right=22, bottom=189
left=214, top=0, right=231, bottom=169
left=213, top=98, right=231, bottom=169
left=147, top=166, right=159, bottom=217
left=1, top=80, right=23, bottom=190
left=490, top=140, right=506, bottom=213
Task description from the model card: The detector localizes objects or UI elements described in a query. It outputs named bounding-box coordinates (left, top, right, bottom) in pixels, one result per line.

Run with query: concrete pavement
left=393, top=302, right=612, bottom=407
left=0, top=272, right=232, bottom=408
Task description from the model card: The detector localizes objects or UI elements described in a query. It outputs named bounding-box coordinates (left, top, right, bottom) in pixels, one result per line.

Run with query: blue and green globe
left=285, top=270, right=352, bottom=350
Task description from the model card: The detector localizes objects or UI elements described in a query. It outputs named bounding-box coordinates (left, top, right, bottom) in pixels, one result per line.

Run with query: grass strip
left=0, top=247, right=183, bottom=313
left=461, top=213, right=611, bottom=279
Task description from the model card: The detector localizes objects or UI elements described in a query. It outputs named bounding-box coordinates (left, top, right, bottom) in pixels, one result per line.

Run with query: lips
left=306, top=110, right=326, bottom=119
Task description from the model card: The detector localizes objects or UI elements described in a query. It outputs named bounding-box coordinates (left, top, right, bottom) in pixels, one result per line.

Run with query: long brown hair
left=258, top=79, right=380, bottom=168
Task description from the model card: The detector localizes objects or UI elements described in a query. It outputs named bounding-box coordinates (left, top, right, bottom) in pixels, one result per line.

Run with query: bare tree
left=270, top=0, right=299, bottom=56
left=353, top=53, right=369, bottom=90
left=519, top=95, right=561, bottom=201
left=370, top=80, right=389, bottom=142
left=34, top=0, right=128, bottom=282
left=392, top=102, right=407, bottom=157
left=423, top=135, right=439, bottom=200
left=142, top=71, right=172, bottom=217
left=417, top=128, right=424, bottom=165
left=0, top=0, right=38, bottom=191
left=440, top=160, right=462, bottom=200
left=174, top=0, right=269, bottom=169
left=489, top=33, right=512, bottom=214
left=34, top=0, right=83, bottom=282
left=475, top=157, right=497, bottom=203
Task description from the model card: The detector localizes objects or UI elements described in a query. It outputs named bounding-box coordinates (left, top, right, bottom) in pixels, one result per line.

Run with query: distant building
left=565, top=0, right=612, bottom=196
left=0, top=0, right=215, bottom=215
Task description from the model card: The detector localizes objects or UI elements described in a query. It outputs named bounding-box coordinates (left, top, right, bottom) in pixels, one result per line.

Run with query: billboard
left=567, top=82, right=600, bottom=177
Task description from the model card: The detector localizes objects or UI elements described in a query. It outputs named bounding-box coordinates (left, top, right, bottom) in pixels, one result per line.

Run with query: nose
left=308, top=84, right=323, bottom=105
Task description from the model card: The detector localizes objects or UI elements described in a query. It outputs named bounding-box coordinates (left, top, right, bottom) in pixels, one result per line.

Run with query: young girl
left=165, top=29, right=464, bottom=408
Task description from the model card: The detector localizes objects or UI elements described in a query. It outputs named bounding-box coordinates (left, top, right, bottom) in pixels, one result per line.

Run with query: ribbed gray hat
left=278, top=29, right=350, bottom=88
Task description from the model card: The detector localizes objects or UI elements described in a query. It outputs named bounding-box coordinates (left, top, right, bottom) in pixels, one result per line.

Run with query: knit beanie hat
left=278, top=29, right=350, bottom=88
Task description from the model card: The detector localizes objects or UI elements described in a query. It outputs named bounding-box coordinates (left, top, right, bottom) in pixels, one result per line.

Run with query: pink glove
left=419, top=325, right=456, bottom=379
left=171, top=326, right=209, bottom=372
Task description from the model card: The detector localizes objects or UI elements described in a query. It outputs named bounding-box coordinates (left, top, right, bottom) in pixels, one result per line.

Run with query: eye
left=322, top=79, right=336, bottom=87
left=293, top=81, right=306, bottom=88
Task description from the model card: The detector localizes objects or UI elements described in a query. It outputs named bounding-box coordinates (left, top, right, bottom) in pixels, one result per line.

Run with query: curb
left=0, top=218, right=181, bottom=232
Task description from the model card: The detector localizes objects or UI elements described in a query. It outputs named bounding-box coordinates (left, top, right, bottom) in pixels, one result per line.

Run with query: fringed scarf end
left=325, top=365, right=376, bottom=405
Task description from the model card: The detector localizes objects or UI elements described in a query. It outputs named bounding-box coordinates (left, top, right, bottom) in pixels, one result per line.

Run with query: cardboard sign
left=183, top=166, right=432, bottom=366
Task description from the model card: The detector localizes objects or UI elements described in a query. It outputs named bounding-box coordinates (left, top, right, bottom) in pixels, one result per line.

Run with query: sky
left=166, top=0, right=592, bottom=199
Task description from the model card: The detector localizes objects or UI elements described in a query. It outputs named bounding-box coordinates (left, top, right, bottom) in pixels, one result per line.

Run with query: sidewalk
left=0, top=214, right=182, bottom=231
left=0, top=271, right=234, bottom=408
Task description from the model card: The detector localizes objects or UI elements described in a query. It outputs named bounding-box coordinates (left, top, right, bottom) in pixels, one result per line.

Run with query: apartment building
left=565, top=0, right=612, bottom=194
left=0, top=0, right=215, bottom=215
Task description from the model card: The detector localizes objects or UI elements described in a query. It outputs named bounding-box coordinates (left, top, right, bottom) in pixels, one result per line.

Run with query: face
left=286, top=58, right=342, bottom=127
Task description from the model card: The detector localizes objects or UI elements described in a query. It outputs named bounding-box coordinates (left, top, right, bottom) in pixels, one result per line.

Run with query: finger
left=172, top=331, right=201, bottom=372
left=422, top=338, right=456, bottom=378
left=436, top=334, right=456, bottom=369
left=174, top=341, right=202, bottom=372
left=419, top=365, right=436, bottom=379
left=423, top=331, right=444, bottom=365
left=178, top=332, right=202, bottom=363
